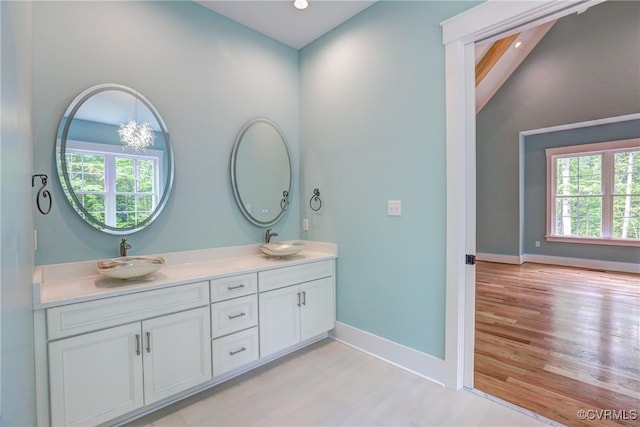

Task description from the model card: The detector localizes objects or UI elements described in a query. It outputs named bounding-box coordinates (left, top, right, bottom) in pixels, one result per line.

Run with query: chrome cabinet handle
left=297, top=292, right=301, bottom=307
left=135, top=334, right=141, bottom=356
left=302, top=291, right=306, bottom=306
left=228, top=312, right=246, bottom=320
left=229, top=347, right=246, bottom=356
left=146, top=332, right=151, bottom=353
left=227, top=284, right=245, bottom=290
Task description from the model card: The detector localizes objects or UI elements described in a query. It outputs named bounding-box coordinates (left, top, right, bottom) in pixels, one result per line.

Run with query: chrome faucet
left=265, top=228, right=278, bottom=244
left=120, top=238, right=131, bottom=257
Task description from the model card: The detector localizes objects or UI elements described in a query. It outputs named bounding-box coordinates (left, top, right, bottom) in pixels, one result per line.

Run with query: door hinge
left=465, top=254, right=476, bottom=265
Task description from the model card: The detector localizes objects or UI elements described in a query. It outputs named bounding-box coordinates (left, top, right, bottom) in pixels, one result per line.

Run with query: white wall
left=0, top=1, right=37, bottom=424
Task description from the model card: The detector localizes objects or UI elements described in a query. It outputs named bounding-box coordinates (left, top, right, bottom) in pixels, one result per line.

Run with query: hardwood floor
left=474, top=261, right=640, bottom=427
left=128, top=340, right=548, bottom=427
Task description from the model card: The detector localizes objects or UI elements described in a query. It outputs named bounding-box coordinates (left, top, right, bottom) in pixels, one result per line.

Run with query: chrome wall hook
left=32, top=174, right=52, bottom=215
left=309, top=188, right=322, bottom=212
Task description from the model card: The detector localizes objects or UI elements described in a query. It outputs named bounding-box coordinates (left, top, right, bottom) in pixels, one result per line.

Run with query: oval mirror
left=231, top=118, right=292, bottom=227
left=56, top=84, right=174, bottom=234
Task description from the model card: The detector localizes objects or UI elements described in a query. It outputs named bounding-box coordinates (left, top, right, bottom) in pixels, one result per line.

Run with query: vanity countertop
left=33, top=241, right=337, bottom=309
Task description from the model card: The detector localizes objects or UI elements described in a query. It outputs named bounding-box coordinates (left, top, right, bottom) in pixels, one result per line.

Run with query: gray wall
left=1, top=1, right=37, bottom=424
left=523, top=119, right=640, bottom=263
left=477, top=0, right=640, bottom=261
left=33, top=1, right=300, bottom=265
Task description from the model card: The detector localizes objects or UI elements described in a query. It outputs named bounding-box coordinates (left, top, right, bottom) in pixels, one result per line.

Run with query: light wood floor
left=475, top=261, right=640, bottom=427
left=128, top=340, right=548, bottom=427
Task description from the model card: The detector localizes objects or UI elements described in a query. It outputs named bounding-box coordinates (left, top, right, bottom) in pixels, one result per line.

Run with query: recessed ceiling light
left=293, top=0, right=308, bottom=10
left=514, top=41, right=523, bottom=49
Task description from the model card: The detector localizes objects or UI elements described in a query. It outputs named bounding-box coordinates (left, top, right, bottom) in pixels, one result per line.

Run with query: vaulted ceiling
left=475, top=21, right=556, bottom=113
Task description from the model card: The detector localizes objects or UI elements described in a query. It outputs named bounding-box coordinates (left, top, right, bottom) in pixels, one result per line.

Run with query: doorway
left=440, top=0, right=609, bottom=391
left=442, top=0, right=638, bottom=424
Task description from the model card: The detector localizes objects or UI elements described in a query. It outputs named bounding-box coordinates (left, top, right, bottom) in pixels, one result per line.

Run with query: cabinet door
left=49, top=322, right=143, bottom=426
left=142, top=306, right=212, bottom=404
left=259, top=285, right=301, bottom=357
left=300, top=277, right=335, bottom=341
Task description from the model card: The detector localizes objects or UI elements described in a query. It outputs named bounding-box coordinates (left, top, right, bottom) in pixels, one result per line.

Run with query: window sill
left=545, top=235, right=640, bottom=248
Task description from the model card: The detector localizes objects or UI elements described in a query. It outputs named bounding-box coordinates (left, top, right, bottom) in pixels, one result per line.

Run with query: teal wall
left=33, top=1, right=300, bottom=264
left=299, top=1, right=477, bottom=357
left=522, top=119, right=640, bottom=263
left=477, top=1, right=640, bottom=259
left=32, top=0, right=480, bottom=360
left=1, top=1, right=37, bottom=424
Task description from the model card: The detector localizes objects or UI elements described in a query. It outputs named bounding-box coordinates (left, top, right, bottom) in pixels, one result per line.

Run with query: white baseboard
left=477, top=252, right=639, bottom=274
left=476, top=252, right=523, bottom=264
left=330, top=321, right=446, bottom=387
left=522, top=254, right=639, bottom=274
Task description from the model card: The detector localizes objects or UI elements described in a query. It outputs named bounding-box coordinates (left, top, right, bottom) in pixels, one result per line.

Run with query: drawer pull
left=227, top=284, right=245, bottom=291
left=146, top=332, right=151, bottom=353
left=229, top=347, right=246, bottom=356
left=228, top=312, right=246, bottom=320
left=135, top=334, right=141, bottom=356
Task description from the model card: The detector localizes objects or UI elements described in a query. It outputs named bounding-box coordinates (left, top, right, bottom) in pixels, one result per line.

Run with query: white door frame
left=440, top=0, right=607, bottom=390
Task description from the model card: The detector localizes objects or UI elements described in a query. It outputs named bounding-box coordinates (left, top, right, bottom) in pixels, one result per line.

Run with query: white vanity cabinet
left=258, top=260, right=335, bottom=358
left=46, top=282, right=212, bottom=426
left=35, top=243, right=337, bottom=426
left=210, top=274, right=260, bottom=376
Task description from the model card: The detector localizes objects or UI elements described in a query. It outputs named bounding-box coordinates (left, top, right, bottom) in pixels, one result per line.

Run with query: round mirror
left=231, top=118, right=292, bottom=227
left=56, top=84, right=174, bottom=234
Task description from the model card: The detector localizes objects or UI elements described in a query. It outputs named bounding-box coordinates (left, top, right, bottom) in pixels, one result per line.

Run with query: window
left=65, top=141, right=163, bottom=229
left=546, top=138, right=640, bottom=246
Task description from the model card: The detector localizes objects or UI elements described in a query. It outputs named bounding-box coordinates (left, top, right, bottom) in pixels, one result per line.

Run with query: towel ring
left=280, top=190, right=289, bottom=210
left=32, top=174, right=52, bottom=215
left=309, top=188, right=322, bottom=212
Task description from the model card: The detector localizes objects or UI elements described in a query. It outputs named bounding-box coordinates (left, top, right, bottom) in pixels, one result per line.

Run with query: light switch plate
left=388, top=200, right=401, bottom=216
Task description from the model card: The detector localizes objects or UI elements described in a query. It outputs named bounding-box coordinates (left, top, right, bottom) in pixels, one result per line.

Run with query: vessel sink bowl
left=97, top=256, right=165, bottom=279
left=260, top=242, right=304, bottom=257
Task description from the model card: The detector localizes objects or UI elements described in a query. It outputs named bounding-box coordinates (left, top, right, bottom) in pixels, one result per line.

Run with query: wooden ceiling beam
left=475, top=33, right=520, bottom=87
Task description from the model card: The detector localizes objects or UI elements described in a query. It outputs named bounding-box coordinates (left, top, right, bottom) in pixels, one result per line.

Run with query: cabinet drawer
left=258, top=260, right=334, bottom=292
left=47, top=282, right=210, bottom=340
left=212, top=327, right=259, bottom=377
left=211, top=295, right=257, bottom=338
left=210, top=273, right=257, bottom=303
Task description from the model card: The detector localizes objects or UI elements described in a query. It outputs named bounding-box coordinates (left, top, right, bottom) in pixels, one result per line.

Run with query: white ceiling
left=194, top=0, right=377, bottom=49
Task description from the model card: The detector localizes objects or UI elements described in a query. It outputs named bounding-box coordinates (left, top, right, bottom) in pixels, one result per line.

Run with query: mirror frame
left=56, top=83, right=174, bottom=235
left=230, top=118, right=292, bottom=227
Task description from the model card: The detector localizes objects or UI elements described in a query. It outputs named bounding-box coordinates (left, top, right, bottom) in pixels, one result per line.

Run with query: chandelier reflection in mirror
left=118, top=97, right=155, bottom=152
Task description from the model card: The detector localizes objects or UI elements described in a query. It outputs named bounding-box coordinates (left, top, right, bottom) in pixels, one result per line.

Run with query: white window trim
left=545, top=137, right=640, bottom=247
left=65, top=139, right=164, bottom=227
